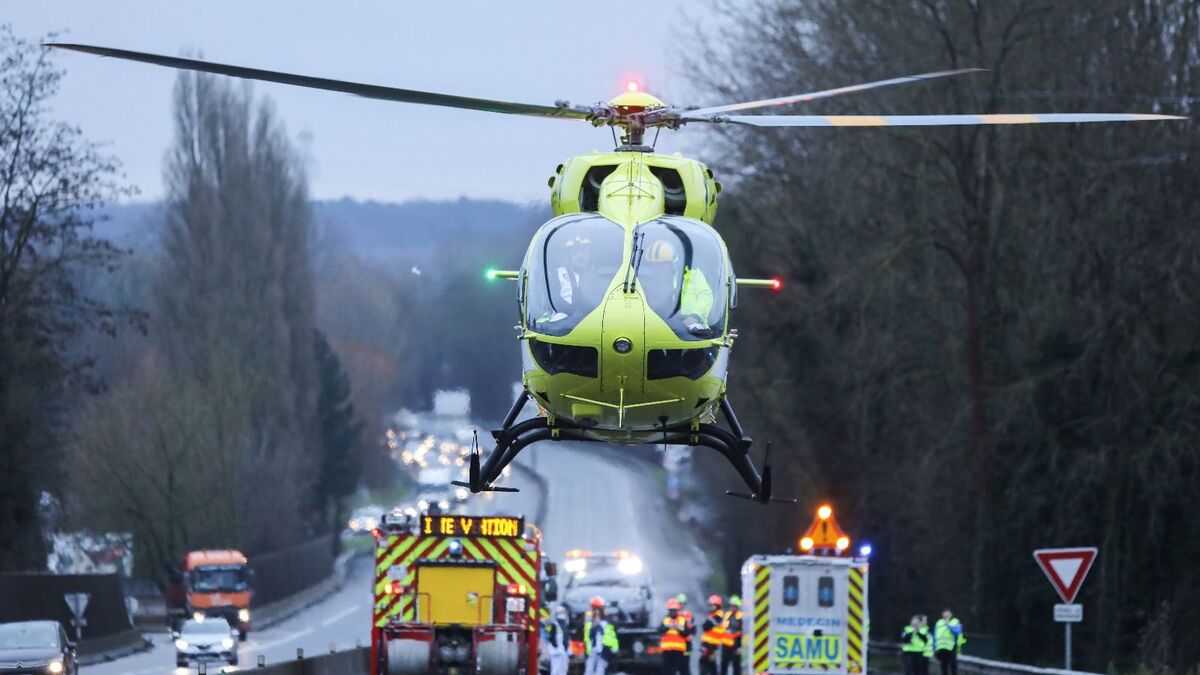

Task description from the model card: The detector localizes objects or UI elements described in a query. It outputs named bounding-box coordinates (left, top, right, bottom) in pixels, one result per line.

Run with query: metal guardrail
left=870, top=642, right=1103, bottom=675
left=239, top=646, right=369, bottom=674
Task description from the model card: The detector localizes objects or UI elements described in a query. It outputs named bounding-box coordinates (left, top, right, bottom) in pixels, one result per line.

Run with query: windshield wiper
left=624, top=231, right=645, bottom=294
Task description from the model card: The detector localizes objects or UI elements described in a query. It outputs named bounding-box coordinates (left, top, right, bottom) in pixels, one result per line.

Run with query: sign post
left=1033, top=548, right=1097, bottom=671
left=63, top=592, right=91, bottom=642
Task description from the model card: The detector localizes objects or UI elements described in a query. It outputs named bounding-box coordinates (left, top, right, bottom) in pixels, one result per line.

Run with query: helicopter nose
left=600, top=287, right=646, bottom=400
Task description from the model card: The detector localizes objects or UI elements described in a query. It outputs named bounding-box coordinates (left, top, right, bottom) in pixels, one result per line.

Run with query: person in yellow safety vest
left=699, top=595, right=727, bottom=675
left=919, top=615, right=933, bottom=675
left=933, top=609, right=966, bottom=675
left=900, top=615, right=932, bottom=675
left=584, top=596, right=619, bottom=675
left=660, top=598, right=693, bottom=675
left=720, top=595, right=743, bottom=675
left=640, top=239, right=715, bottom=338
left=676, top=593, right=695, bottom=657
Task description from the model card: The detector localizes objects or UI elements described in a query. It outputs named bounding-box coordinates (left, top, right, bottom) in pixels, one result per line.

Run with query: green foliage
left=689, top=1, right=1200, bottom=671
left=313, top=329, right=365, bottom=531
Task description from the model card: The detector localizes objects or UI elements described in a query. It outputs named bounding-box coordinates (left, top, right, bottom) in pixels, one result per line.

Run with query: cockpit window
left=525, top=215, right=626, bottom=337
left=635, top=218, right=728, bottom=340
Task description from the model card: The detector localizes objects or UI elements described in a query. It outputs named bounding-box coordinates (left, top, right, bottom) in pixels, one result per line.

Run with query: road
left=88, top=441, right=708, bottom=674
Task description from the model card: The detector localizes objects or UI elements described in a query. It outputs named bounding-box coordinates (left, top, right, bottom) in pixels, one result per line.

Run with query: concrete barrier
left=251, top=646, right=369, bottom=674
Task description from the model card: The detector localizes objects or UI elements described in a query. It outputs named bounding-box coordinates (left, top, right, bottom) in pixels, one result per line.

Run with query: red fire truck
left=371, top=512, right=556, bottom=675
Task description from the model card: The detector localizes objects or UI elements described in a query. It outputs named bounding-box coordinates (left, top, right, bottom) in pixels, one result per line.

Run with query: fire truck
left=740, top=504, right=871, bottom=675
left=371, top=512, right=556, bottom=675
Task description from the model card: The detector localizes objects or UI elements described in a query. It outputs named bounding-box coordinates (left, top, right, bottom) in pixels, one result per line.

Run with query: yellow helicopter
left=50, top=43, right=1183, bottom=503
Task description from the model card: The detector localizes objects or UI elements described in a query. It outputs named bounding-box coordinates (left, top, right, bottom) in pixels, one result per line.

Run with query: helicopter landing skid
left=455, top=391, right=793, bottom=505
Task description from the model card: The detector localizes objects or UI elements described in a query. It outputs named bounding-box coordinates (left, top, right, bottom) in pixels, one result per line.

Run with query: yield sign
left=1033, top=548, right=1098, bottom=604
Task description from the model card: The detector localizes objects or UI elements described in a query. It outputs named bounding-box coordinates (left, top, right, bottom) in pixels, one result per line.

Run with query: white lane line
left=252, top=625, right=314, bottom=651
left=320, top=604, right=362, bottom=627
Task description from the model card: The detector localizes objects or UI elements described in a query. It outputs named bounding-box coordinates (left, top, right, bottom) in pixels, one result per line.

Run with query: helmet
left=645, top=239, right=677, bottom=263
left=590, top=596, right=605, bottom=608
left=666, top=598, right=681, bottom=611
left=730, top=595, right=742, bottom=608
left=708, top=594, right=723, bottom=607
left=675, top=593, right=688, bottom=604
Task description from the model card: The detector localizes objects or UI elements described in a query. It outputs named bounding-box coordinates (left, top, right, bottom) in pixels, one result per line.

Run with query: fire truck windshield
left=189, top=565, right=249, bottom=592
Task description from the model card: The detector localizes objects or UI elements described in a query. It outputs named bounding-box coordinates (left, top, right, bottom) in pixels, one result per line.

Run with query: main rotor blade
left=687, top=112, right=1186, bottom=127
left=686, top=68, right=985, bottom=117
left=46, top=43, right=593, bottom=120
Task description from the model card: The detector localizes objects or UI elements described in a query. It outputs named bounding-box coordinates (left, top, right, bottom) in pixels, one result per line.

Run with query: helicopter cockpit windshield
left=525, top=215, right=625, bottom=337
left=635, top=217, right=728, bottom=340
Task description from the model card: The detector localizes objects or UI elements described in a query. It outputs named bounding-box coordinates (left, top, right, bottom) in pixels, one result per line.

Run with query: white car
left=173, top=617, right=238, bottom=668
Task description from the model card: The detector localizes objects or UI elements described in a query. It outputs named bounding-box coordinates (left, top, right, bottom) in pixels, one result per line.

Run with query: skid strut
left=455, top=392, right=792, bottom=503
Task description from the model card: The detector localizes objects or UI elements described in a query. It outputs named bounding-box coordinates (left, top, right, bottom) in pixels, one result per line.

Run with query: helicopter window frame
left=522, top=214, right=626, bottom=337
left=633, top=217, right=729, bottom=341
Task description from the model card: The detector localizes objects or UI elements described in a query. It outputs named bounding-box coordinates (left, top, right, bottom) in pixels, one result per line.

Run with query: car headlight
left=417, top=499, right=429, bottom=510
left=238, top=608, right=251, bottom=622
left=192, top=611, right=205, bottom=621
left=617, top=556, right=644, bottom=575
left=175, top=639, right=189, bottom=650
left=221, top=637, right=235, bottom=649
left=438, top=500, right=450, bottom=510
left=47, top=660, right=64, bottom=674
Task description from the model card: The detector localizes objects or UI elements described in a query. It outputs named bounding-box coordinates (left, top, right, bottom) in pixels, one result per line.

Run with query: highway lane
left=87, top=470, right=541, bottom=674
left=523, top=443, right=710, bottom=612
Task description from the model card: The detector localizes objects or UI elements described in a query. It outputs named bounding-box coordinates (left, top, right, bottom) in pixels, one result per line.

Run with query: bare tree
left=0, top=26, right=135, bottom=570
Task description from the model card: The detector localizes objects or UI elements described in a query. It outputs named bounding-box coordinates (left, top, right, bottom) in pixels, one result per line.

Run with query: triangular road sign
left=1033, top=548, right=1097, bottom=604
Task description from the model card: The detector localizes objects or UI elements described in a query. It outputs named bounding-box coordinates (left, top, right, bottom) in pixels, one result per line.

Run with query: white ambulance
left=740, top=555, right=869, bottom=675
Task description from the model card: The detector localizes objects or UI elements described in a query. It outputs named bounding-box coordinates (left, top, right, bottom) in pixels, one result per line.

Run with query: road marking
left=253, top=625, right=314, bottom=651
left=320, top=604, right=362, bottom=627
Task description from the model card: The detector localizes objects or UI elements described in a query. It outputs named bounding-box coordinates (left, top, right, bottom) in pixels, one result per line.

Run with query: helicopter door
left=634, top=217, right=729, bottom=341
left=522, top=214, right=625, bottom=338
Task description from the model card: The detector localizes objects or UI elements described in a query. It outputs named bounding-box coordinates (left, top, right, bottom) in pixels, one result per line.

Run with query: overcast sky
left=8, top=1, right=721, bottom=204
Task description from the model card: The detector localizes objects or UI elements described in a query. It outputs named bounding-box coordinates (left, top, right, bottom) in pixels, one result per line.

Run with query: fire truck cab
left=372, top=513, right=555, bottom=675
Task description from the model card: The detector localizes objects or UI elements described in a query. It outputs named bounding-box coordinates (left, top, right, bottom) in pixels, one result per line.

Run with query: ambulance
left=740, top=505, right=869, bottom=675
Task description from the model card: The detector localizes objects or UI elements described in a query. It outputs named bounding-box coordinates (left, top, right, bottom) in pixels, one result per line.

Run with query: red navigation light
left=771, top=277, right=783, bottom=292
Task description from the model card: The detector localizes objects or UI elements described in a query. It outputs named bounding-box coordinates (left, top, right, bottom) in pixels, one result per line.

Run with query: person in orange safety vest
left=660, top=598, right=693, bottom=675
left=676, top=593, right=695, bottom=657
left=700, top=595, right=727, bottom=675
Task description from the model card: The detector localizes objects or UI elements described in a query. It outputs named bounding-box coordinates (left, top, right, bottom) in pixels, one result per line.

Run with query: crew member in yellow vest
left=900, top=615, right=932, bottom=675
left=933, top=609, right=966, bottom=675
left=919, top=615, right=933, bottom=675
left=660, top=598, right=693, bottom=675
left=699, top=595, right=727, bottom=675
left=584, top=596, right=619, bottom=675
left=720, top=595, right=743, bottom=675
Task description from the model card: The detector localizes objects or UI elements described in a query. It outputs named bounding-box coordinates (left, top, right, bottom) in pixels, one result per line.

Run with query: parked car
left=173, top=617, right=238, bottom=668
left=0, top=621, right=77, bottom=674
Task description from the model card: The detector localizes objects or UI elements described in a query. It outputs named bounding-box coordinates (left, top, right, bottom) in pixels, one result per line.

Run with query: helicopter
left=49, top=43, right=1184, bottom=503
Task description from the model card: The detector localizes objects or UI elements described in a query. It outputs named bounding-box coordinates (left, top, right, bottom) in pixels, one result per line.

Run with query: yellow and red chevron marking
left=751, top=564, right=770, bottom=674
left=846, top=566, right=865, bottom=674
left=373, top=533, right=541, bottom=627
